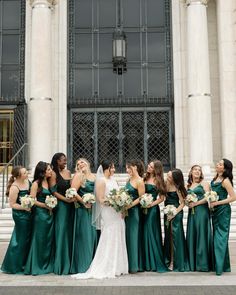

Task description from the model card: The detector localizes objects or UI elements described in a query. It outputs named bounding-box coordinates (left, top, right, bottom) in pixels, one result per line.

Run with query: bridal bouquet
left=185, top=192, right=198, bottom=214
left=104, top=188, right=132, bottom=215
left=139, top=193, right=153, bottom=214
left=82, top=193, right=96, bottom=213
left=204, top=191, right=219, bottom=210
left=65, top=188, right=77, bottom=199
left=20, top=195, right=35, bottom=209
left=163, top=205, right=177, bottom=228
left=45, top=195, right=57, bottom=214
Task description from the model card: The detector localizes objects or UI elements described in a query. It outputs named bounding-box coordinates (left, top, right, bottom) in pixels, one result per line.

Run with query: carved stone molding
left=29, top=0, right=57, bottom=8
left=185, top=0, right=209, bottom=6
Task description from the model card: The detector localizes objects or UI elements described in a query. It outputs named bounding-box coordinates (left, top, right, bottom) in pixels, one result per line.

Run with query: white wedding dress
left=71, top=177, right=128, bottom=279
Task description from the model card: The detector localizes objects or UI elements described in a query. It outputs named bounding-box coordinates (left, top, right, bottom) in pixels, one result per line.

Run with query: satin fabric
left=164, top=191, right=189, bottom=271
left=211, top=180, right=231, bottom=275
left=186, top=184, right=213, bottom=271
left=70, top=180, right=98, bottom=274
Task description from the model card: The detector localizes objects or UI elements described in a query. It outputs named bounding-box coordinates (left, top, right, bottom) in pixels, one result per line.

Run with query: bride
left=71, top=160, right=128, bottom=279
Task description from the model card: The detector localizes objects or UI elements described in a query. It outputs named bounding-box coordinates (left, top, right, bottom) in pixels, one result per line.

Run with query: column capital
left=185, top=0, right=209, bottom=6
left=29, top=0, right=57, bottom=9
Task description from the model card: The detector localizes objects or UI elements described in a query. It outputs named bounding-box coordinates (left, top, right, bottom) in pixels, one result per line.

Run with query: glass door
left=0, top=110, right=14, bottom=165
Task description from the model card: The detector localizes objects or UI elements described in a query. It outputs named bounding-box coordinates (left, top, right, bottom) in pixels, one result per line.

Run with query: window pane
left=1, top=70, right=19, bottom=99
left=126, top=33, right=140, bottom=62
left=147, top=0, right=165, bottom=27
left=2, top=35, right=19, bottom=64
left=99, top=0, right=116, bottom=28
left=148, top=68, right=166, bottom=97
left=123, top=0, right=140, bottom=27
left=99, top=69, right=117, bottom=97
left=3, top=1, right=20, bottom=29
left=74, top=0, right=92, bottom=28
left=124, top=68, right=141, bottom=97
left=99, top=33, right=112, bottom=63
left=75, top=34, right=92, bottom=63
left=148, top=33, right=165, bottom=62
left=74, top=69, right=92, bottom=97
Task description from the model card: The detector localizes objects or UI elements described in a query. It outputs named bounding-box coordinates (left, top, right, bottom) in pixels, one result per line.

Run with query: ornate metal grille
left=71, top=108, right=173, bottom=172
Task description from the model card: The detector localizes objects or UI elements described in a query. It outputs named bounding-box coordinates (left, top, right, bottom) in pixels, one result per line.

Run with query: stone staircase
left=1, top=173, right=236, bottom=242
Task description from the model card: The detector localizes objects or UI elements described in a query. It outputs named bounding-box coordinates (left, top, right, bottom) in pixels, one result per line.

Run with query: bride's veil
left=92, top=165, right=104, bottom=230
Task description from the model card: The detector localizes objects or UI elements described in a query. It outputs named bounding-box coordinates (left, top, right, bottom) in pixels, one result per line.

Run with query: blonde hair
left=6, top=166, right=23, bottom=196
left=75, top=158, right=91, bottom=187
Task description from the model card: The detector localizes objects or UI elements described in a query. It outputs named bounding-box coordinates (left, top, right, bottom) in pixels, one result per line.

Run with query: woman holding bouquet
left=125, top=159, right=145, bottom=273
left=49, top=153, right=75, bottom=275
left=142, top=160, right=168, bottom=272
left=210, top=159, right=236, bottom=275
left=164, top=168, right=189, bottom=271
left=71, top=160, right=128, bottom=279
left=70, top=158, right=97, bottom=274
left=24, top=161, right=55, bottom=275
left=186, top=165, right=213, bottom=271
left=1, top=166, right=32, bottom=274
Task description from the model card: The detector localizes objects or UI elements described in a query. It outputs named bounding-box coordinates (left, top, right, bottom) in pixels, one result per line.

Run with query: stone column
left=186, top=0, right=213, bottom=171
left=28, top=0, right=56, bottom=169
left=217, top=0, right=236, bottom=165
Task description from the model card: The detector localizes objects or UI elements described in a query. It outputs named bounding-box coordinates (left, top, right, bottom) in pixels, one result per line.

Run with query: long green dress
left=186, top=184, right=213, bottom=271
left=164, top=191, right=189, bottom=272
left=211, top=180, right=231, bottom=275
left=125, top=181, right=142, bottom=272
left=52, top=175, right=74, bottom=275
left=1, top=186, right=32, bottom=274
left=142, top=184, right=167, bottom=272
left=24, top=187, right=55, bottom=275
left=70, top=180, right=98, bottom=274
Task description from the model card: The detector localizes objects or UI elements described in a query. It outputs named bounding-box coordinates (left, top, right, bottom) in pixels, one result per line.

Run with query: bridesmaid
left=49, top=153, right=75, bottom=275
left=125, top=159, right=145, bottom=273
left=164, top=168, right=189, bottom=272
left=1, top=167, right=32, bottom=274
left=143, top=160, right=168, bottom=272
left=70, top=158, right=97, bottom=274
left=186, top=165, right=213, bottom=271
left=24, top=161, right=54, bottom=275
left=210, top=159, right=236, bottom=275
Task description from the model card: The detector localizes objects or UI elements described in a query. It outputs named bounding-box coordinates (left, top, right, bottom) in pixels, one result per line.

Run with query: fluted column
left=217, top=0, right=236, bottom=165
left=28, top=0, right=56, bottom=169
left=186, top=0, right=213, bottom=171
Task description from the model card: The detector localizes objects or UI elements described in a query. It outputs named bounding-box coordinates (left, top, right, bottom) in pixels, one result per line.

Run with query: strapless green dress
left=211, top=180, right=231, bottom=275
left=1, top=186, right=32, bottom=274
left=52, top=175, right=74, bottom=275
left=142, top=184, right=168, bottom=272
left=125, top=181, right=142, bottom=272
left=186, top=184, right=213, bottom=271
left=164, top=191, right=189, bottom=271
left=24, top=187, right=55, bottom=275
left=70, top=180, right=98, bottom=273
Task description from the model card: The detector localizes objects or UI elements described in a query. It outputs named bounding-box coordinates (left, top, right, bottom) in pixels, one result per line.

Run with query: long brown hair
left=171, top=168, right=187, bottom=199
left=187, top=165, right=204, bottom=189
left=126, top=159, right=145, bottom=178
left=6, top=166, right=23, bottom=196
left=144, top=160, right=166, bottom=195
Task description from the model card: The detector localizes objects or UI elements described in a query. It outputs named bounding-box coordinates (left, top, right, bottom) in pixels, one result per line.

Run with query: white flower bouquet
left=20, top=195, right=35, bottom=209
left=204, top=191, right=219, bottom=210
left=82, top=193, right=96, bottom=204
left=104, top=187, right=133, bottom=215
left=163, top=205, right=177, bottom=228
left=45, top=195, right=57, bottom=214
left=65, top=187, right=77, bottom=199
left=185, top=192, right=198, bottom=214
left=139, top=193, right=153, bottom=214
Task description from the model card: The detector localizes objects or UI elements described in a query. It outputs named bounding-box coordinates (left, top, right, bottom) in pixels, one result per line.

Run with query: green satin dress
left=70, top=180, right=97, bottom=274
left=164, top=191, right=189, bottom=271
left=211, top=180, right=231, bottom=275
left=24, top=187, right=55, bottom=275
left=125, top=181, right=142, bottom=272
left=1, top=186, right=32, bottom=274
left=186, top=185, right=213, bottom=271
left=142, top=184, right=167, bottom=272
left=52, top=175, right=74, bottom=275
